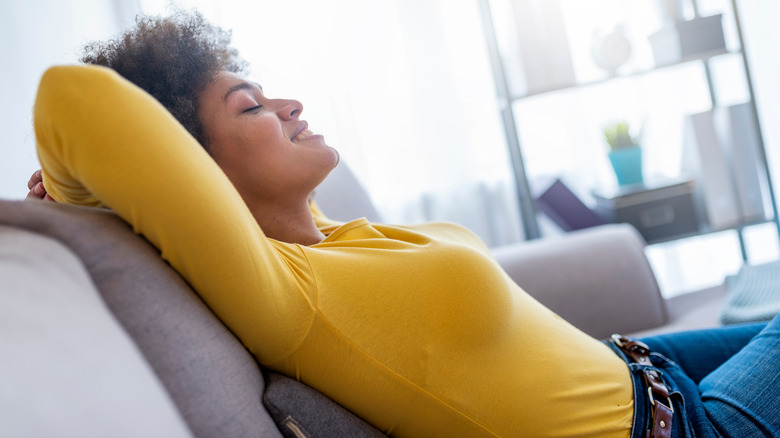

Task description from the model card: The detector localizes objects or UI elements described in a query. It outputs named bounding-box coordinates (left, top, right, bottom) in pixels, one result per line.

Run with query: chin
left=329, top=147, right=340, bottom=168
left=313, top=148, right=340, bottom=190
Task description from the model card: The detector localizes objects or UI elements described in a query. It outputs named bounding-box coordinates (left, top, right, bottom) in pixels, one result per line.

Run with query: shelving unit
left=509, top=47, right=731, bottom=100
left=478, top=0, right=780, bottom=260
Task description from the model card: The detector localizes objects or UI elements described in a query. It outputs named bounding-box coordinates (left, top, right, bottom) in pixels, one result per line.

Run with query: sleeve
left=34, top=65, right=315, bottom=363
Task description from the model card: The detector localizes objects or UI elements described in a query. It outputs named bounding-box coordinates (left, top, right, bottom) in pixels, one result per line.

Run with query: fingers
left=26, top=182, right=47, bottom=200
left=25, top=169, right=55, bottom=202
left=27, top=169, right=43, bottom=190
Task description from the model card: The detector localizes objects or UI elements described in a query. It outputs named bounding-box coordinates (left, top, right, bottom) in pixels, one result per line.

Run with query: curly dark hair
left=81, top=10, right=248, bottom=151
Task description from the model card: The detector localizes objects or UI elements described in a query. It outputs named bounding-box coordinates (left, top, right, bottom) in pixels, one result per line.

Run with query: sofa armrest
left=491, top=224, right=667, bottom=339
left=0, top=225, right=193, bottom=438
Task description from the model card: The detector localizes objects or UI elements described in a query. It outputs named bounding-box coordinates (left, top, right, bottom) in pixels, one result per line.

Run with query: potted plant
left=603, top=121, right=643, bottom=186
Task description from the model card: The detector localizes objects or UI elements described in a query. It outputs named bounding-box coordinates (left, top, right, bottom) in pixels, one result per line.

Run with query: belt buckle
left=647, top=381, right=674, bottom=438
left=647, top=385, right=674, bottom=413
left=612, top=334, right=652, bottom=365
left=644, top=369, right=674, bottom=438
left=611, top=333, right=625, bottom=347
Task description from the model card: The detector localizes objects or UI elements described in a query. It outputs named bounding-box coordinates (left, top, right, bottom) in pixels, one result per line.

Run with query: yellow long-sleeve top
left=35, top=65, right=634, bottom=437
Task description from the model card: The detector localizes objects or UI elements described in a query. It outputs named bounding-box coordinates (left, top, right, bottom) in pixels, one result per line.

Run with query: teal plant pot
left=608, top=146, right=643, bottom=186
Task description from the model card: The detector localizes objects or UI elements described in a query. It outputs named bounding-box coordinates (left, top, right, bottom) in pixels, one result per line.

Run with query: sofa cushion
left=0, top=226, right=192, bottom=438
left=0, top=199, right=282, bottom=438
left=721, top=261, right=780, bottom=324
left=314, top=161, right=382, bottom=223
left=263, top=372, right=387, bottom=438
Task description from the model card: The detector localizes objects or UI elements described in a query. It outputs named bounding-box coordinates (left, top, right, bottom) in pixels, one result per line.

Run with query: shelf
left=479, top=0, right=780, bottom=254
left=508, top=47, right=737, bottom=101
left=646, top=217, right=776, bottom=245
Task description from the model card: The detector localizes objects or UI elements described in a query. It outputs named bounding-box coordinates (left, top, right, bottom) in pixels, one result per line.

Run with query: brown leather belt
left=612, top=335, right=673, bottom=438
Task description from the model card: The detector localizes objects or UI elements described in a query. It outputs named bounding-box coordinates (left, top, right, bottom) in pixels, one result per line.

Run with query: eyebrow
left=222, top=81, right=263, bottom=102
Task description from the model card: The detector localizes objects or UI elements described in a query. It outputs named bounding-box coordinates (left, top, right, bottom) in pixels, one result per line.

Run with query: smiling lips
left=293, top=128, right=314, bottom=142
left=291, top=121, right=315, bottom=142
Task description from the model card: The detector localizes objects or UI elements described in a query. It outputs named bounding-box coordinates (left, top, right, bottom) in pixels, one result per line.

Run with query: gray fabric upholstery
left=0, top=226, right=192, bottom=438
left=628, top=285, right=725, bottom=337
left=263, top=372, right=387, bottom=438
left=314, top=161, right=382, bottom=223
left=0, top=199, right=282, bottom=438
left=721, top=261, right=780, bottom=324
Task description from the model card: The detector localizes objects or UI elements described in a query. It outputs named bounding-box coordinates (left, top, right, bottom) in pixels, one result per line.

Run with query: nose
left=276, top=99, right=303, bottom=120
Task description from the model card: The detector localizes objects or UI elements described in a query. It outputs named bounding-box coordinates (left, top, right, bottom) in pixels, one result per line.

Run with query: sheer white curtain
left=140, top=0, right=525, bottom=247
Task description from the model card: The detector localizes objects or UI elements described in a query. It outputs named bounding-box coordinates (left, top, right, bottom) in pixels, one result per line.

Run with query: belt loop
left=611, top=335, right=673, bottom=438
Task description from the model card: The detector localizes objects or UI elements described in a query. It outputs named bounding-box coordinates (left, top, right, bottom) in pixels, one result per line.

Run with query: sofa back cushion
left=0, top=200, right=282, bottom=438
left=314, top=161, right=382, bottom=223
left=0, top=225, right=193, bottom=438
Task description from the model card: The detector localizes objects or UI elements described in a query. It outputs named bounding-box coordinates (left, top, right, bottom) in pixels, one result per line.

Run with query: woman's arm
left=34, top=65, right=315, bottom=362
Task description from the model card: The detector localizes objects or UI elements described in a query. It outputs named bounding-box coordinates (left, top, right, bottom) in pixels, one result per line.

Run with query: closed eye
left=243, top=105, right=262, bottom=113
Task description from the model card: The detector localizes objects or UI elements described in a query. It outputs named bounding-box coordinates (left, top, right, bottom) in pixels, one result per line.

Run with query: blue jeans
left=611, top=315, right=780, bottom=438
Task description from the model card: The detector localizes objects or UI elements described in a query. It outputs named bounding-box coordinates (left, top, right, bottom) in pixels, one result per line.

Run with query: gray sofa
left=0, top=163, right=724, bottom=437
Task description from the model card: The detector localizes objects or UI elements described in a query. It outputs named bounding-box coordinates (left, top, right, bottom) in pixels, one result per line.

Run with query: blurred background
left=2, top=0, right=780, bottom=298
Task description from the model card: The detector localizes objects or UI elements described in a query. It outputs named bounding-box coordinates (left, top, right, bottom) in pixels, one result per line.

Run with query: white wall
left=742, top=0, right=780, bottom=211
left=0, top=0, right=138, bottom=200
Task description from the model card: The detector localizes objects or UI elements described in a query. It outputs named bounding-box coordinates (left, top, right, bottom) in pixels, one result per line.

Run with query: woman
left=28, top=11, right=780, bottom=438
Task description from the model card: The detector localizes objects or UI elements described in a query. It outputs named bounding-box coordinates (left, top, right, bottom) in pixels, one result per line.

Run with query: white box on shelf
left=648, top=14, right=727, bottom=66
left=681, top=110, right=741, bottom=230
left=713, top=103, right=769, bottom=223
left=592, top=179, right=700, bottom=243
left=506, top=0, right=576, bottom=95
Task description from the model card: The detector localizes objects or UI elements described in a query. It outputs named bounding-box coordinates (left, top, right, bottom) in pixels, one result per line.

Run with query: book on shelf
left=534, top=178, right=607, bottom=231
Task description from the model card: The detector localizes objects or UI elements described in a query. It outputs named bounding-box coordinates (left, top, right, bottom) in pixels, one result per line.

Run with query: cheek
left=211, top=127, right=286, bottom=179
left=210, top=122, right=267, bottom=159
left=251, top=117, right=287, bottom=145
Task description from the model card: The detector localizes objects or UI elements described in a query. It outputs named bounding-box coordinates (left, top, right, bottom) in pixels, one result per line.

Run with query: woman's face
left=197, top=71, right=339, bottom=206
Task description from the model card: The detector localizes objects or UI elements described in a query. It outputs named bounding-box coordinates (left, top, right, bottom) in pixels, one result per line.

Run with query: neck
left=247, top=198, right=325, bottom=246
